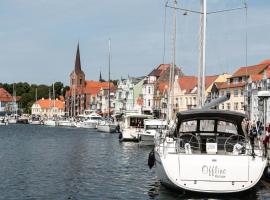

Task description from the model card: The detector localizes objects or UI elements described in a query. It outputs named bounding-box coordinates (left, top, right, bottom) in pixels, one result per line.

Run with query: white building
left=31, top=98, right=65, bottom=117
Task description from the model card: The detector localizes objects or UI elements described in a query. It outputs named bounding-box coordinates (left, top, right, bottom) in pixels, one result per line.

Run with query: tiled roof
left=66, top=81, right=114, bottom=96
left=35, top=98, right=64, bottom=109
left=231, top=63, right=269, bottom=78
left=178, top=76, right=197, bottom=93
left=218, top=82, right=246, bottom=89
left=148, top=64, right=170, bottom=77
left=178, top=75, right=219, bottom=93
left=0, top=88, right=13, bottom=102
left=249, top=68, right=270, bottom=82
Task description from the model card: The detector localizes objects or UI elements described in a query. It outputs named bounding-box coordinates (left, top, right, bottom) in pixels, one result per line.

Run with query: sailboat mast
left=13, top=83, right=17, bottom=115
left=108, top=38, right=111, bottom=118
left=198, top=0, right=207, bottom=107
left=168, top=0, right=177, bottom=121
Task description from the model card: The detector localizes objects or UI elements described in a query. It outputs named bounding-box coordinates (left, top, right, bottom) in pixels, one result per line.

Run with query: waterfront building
left=114, top=77, right=144, bottom=115
left=216, top=60, right=270, bottom=114
left=245, top=60, right=270, bottom=123
left=0, top=88, right=20, bottom=113
left=31, top=98, right=65, bottom=117
left=96, top=86, right=116, bottom=116
left=65, top=43, right=113, bottom=116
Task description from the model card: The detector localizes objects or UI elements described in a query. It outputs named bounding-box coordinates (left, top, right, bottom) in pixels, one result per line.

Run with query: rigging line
left=207, top=6, right=247, bottom=15
left=163, top=0, right=169, bottom=64
left=166, top=5, right=246, bottom=15
left=166, top=5, right=202, bottom=14
left=244, top=0, right=248, bottom=114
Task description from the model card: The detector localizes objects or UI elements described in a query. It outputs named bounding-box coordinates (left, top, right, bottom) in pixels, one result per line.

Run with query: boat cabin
left=124, top=114, right=153, bottom=129
left=175, top=109, right=248, bottom=155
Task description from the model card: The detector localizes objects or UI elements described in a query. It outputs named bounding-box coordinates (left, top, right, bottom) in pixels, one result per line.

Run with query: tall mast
left=108, top=38, right=111, bottom=118
left=168, top=0, right=177, bottom=121
left=198, top=0, right=207, bottom=107
left=53, top=83, right=55, bottom=108
left=13, top=83, right=17, bottom=115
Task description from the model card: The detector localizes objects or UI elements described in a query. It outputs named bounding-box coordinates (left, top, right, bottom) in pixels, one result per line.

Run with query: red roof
left=0, top=88, right=12, bottom=102
left=232, top=63, right=270, bottom=78
left=35, top=98, right=64, bottom=109
left=249, top=68, right=270, bottom=82
left=148, top=64, right=170, bottom=77
left=66, top=80, right=114, bottom=97
left=218, top=82, right=246, bottom=89
left=178, top=75, right=218, bottom=93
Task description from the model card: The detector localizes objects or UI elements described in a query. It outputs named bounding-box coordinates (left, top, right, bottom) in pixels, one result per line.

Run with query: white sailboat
left=8, top=83, right=18, bottom=124
left=29, top=88, right=42, bottom=125
left=153, top=0, right=267, bottom=193
left=44, top=83, right=58, bottom=127
left=97, top=39, right=117, bottom=133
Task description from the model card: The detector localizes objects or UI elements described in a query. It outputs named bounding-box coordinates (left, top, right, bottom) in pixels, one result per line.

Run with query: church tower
left=70, top=42, right=85, bottom=89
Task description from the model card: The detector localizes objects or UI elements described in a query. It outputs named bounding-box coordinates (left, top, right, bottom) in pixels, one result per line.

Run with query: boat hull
left=97, top=124, right=117, bottom=133
left=121, top=128, right=141, bottom=142
left=139, top=133, right=154, bottom=145
left=155, top=150, right=266, bottom=193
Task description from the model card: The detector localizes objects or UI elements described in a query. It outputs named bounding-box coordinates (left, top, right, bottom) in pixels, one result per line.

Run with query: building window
left=227, top=103, right=231, bottom=110
left=80, top=79, right=82, bottom=85
left=240, top=89, right=244, bottom=96
left=148, top=87, right=151, bottom=94
left=234, top=102, right=238, bottom=110
left=226, top=88, right=230, bottom=94
left=186, top=98, right=188, bottom=106
left=221, top=103, right=224, bottom=109
left=148, top=99, right=151, bottom=107
left=241, top=102, right=244, bottom=110
left=234, top=89, right=238, bottom=97
left=233, top=78, right=239, bottom=84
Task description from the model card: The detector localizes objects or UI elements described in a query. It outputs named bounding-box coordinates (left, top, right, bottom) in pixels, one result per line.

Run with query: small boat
left=58, top=118, right=75, bottom=127
left=119, top=113, right=153, bottom=142
left=138, top=119, right=167, bottom=145
left=0, top=116, right=8, bottom=126
left=74, top=112, right=103, bottom=129
left=28, top=115, right=42, bottom=125
left=44, top=118, right=58, bottom=126
left=154, top=109, right=267, bottom=193
left=97, top=120, right=117, bottom=133
left=8, top=115, right=17, bottom=124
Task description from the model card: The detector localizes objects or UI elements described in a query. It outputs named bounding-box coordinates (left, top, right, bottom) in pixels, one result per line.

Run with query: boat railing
left=155, top=133, right=265, bottom=157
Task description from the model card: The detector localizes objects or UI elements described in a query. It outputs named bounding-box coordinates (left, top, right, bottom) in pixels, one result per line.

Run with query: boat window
left=130, top=117, right=144, bottom=128
left=91, top=117, right=102, bottom=120
left=179, top=120, right=197, bottom=132
left=146, top=125, right=167, bottom=130
left=217, top=121, right=237, bottom=134
left=200, top=120, right=215, bottom=132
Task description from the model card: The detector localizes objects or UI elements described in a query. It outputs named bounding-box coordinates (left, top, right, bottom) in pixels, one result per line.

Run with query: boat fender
left=118, top=132, right=123, bottom=140
left=263, top=166, right=270, bottom=181
left=148, top=149, right=155, bottom=169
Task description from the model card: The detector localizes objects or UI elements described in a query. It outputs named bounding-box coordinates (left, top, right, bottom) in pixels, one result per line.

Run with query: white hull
left=139, top=133, right=154, bottom=145
left=58, top=120, right=75, bottom=127
left=29, top=120, right=42, bottom=125
left=8, top=118, right=17, bottom=124
left=0, top=122, right=8, bottom=126
left=97, top=124, right=117, bottom=133
left=155, top=146, right=266, bottom=193
left=44, top=120, right=58, bottom=126
left=75, top=121, right=97, bottom=129
left=121, top=128, right=141, bottom=141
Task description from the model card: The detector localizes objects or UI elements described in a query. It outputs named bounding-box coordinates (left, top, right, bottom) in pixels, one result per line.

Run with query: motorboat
left=138, top=119, right=167, bottom=145
left=154, top=109, right=267, bottom=193
left=97, top=120, right=117, bottom=133
left=44, top=118, right=58, bottom=127
left=58, top=118, right=75, bottom=127
left=119, top=114, right=153, bottom=142
left=74, top=112, right=103, bottom=129
left=0, top=116, right=8, bottom=126
left=28, top=115, right=42, bottom=125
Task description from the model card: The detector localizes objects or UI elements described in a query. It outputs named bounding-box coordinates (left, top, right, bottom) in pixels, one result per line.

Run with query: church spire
left=99, top=71, right=103, bottom=82
left=75, top=42, right=81, bottom=73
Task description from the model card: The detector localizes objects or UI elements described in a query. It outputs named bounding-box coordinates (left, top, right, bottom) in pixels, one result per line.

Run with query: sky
left=0, top=0, right=269, bottom=85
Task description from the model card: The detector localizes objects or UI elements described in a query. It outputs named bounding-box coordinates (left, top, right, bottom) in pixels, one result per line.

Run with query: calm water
left=0, top=124, right=270, bottom=200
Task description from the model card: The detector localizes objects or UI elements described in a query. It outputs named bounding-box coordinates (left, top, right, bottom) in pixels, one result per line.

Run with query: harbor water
left=0, top=124, right=270, bottom=200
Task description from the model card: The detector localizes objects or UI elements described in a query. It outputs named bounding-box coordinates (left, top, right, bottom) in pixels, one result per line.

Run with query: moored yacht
left=154, top=109, right=267, bottom=193
left=75, top=112, right=103, bottom=129
left=139, top=119, right=167, bottom=145
left=119, top=113, right=153, bottom=142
